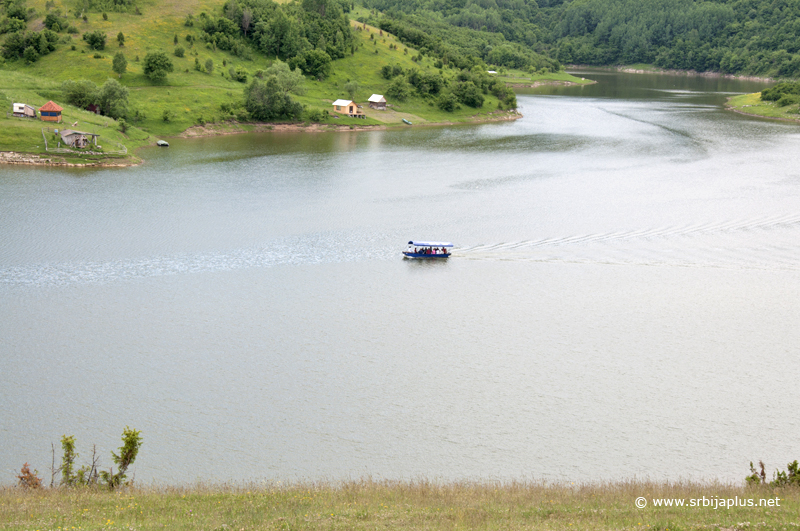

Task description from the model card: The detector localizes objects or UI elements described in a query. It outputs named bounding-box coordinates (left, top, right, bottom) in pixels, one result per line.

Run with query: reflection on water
left=2, top=71, right=800, bottom=484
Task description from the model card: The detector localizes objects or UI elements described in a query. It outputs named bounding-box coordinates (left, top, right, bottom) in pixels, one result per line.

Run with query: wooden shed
left=60, top=129, right=100, bottom=149
left=368, top=94, right=387, bottom=110
left=332, top=99, right=366, bottom=118
left=12, top=103, right=36, bottom=118
left=39, top=100, right=63, bottom=123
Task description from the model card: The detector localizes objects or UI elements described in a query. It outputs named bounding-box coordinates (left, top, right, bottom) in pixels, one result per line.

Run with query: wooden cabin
left=368, top=94, right=387, bottom=110
left=332, top=99, right=366, bottom=119
left=12, top=103, right=36, bottom=118
left=60, top=129, right=100, bottom=149
left=39, top=100, right=63, bottom=123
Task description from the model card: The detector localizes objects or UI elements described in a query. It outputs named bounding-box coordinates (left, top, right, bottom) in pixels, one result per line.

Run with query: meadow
left=726, top=92, right=800, bottom=123
left=2, top=480, right=798, bottom=530
left=0, top=0, right=588, bottom=164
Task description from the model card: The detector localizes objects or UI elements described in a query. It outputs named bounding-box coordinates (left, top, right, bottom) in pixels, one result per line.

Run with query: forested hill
left=362, top=0, right=800, bottom=77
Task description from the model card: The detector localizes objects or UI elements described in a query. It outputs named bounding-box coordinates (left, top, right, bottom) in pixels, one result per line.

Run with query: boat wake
left=455, top=214, right=800, bottom=272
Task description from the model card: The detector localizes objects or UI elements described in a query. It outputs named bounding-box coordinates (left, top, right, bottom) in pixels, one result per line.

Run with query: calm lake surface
left=2, top=70, right=799, bottom=485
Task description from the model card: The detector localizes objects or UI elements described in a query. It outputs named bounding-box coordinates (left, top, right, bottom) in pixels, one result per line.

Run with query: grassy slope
left=727, top=92, right=800, bottom=122
left=0, top=0, right=588, bottom=162
left=2, top=481, right=799, bottom=530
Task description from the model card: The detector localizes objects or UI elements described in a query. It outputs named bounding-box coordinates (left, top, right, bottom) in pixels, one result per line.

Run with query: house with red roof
left=39, top=100, right=63, bottom=123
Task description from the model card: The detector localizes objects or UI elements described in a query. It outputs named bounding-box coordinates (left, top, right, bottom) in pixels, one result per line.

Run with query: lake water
left=2, top=70, right=799, bottom=485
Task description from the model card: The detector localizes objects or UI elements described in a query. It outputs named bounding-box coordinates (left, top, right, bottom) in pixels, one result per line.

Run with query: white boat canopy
left=408, top=241, right=453, bottom=247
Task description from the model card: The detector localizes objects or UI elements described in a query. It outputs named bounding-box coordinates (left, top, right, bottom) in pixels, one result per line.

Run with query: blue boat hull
left=403, top=252, right=450, bottom=258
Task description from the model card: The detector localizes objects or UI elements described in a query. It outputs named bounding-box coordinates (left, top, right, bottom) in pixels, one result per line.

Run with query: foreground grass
left=727, top=92, right=800, bottom=122
left=1, top=480, right=798, bottom=530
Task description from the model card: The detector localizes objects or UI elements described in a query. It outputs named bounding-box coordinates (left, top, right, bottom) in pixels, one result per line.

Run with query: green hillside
left=0, top=0, right=589, bottom=163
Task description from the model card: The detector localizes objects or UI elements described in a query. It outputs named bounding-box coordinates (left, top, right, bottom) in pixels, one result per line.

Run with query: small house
left=86, top=104, right=101, bottom=115
left=60, top=129, right=100, bottom=149
left=367, top=94, right=387, bottom=110
left=12, top=103, right=36, bottom=118
left=39, top=100, right=63, bottom=123
left=332, top=99, right=366, bottom=119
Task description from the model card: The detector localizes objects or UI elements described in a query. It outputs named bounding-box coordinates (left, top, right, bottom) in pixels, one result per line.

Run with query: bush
left=245, top=75, right=303, bottom=121
left=229, top=65, right=248, bottom=82
left=205, top=58, right=213, bottom=74
left=386, top=75, right=411, bottom=101
left=453, top=80, right=484, bottom=108
left=143, top=51, right=174, bottom=82
left=437, top=92, right=459, bottom=112
left=174, top=46, right=184, bottom=57
left=83, top=30, right=106, bottom=50
left=16, top=463, right=42, bottom=489
left=777, top=94, right=800, bottom=107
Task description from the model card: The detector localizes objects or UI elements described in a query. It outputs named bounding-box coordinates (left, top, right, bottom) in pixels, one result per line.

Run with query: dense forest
left=361, top=0, right=800, bottom=77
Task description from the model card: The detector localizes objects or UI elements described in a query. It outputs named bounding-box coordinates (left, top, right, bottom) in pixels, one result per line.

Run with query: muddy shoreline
left=180, top=111, right=521, bottom=138
left=0, top=151, right=140, bottom=168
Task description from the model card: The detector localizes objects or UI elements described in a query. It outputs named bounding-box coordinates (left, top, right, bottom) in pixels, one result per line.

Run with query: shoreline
left=180, top=110, right=522, bottom=139
left=0, top=151, right=141, bottom=168
left=0, top=112, right=522, bottom=167
left=568, top=64, right=776, bottom=83
left=506, top=80, right=596, bottom=88
left=725, top=96, right=800, bottom=124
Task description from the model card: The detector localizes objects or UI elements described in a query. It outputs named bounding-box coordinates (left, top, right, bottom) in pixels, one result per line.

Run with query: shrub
left=83, top=30, right=106, bottom=50
left=205, top=58, right=213, bottom=74
left=229, top=65, right=248, bottom=82
left=99, top=427, right=143, bottom=489
left=437, top=92, right=459, bottom=112
left=16, top=463, right=42, bottom=489
left=386, top=75, right=411, bottom=101
left=143, top=51, right=174, bottom=82
left=777, top=94, right=800, bottom=107
left=174, top=46, right=185, bottom=57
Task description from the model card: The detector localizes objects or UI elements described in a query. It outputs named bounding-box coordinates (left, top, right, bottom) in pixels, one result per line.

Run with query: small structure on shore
left=332, top=99, right=366, bottom=119
left=60, top=129, right=100, bottom=149
left=368, top=94, right=387, bottom=110
left=39, top=100, right=63, bottom=123
left=12, top=103, right=36, bottom=118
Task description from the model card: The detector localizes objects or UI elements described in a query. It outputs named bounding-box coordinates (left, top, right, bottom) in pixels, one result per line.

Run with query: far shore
left=568, top=64, right=777, bottom=83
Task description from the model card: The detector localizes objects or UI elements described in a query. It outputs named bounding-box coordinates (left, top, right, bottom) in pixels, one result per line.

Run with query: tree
left=142, top=51, right=174, bottom=82
left=437, top=92, right=459, bottom=112
left=112, top=51, right=127, bottom=78
left=205, top=58, right=214, bottom=74
left=453, top=80, right=484, bottom=108
left=117, top=31, right=124, bottom=46
left=84, top=30, right=107, bottom=50
left=265, top=59, right=305, bottom=94
left=241, top=8, right=252, bottom=38
left=96, top=79, right=129, bottom=119
left=245, top=75, right=303, bottom=121
left=344, top=80, right=359, bottom=101
left=62, top=79, right=98, bottom=108
left=99, top=426, right=142, bottom=490
left=290, top=48, right=331, bottom=79
left=386, top=75, right=411, bottom=101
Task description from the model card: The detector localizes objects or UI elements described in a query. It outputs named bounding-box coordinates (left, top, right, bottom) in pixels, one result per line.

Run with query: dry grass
left=1, top=479, right=798, bottom=530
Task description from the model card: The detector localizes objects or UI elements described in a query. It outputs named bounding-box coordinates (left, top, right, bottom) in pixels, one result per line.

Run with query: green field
left=727, top=92, right=800, bottom=123
left=2, top=480, right=799, bottom=530
left=0, top=0, right=589, bottom=164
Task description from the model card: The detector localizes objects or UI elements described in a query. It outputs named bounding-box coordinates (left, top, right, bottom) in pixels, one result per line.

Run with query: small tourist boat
left=403, top=241, right=453, bottom=258
left=402, top=118, right=412, bottom=125
left=156, top=140, right=169, bottom=147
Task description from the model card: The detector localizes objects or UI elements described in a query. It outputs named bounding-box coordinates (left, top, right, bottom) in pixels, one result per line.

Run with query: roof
left=13, top=103, right=35, bottom=109
left=61, top=129, right=99, bottom=137
left=332, top=99, right=353, bottom=106
left=368, top=94, right=386, bottom=102
left=408, top=241, right=453, bottom=247
left=40, top=100, right=63, bottom=112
